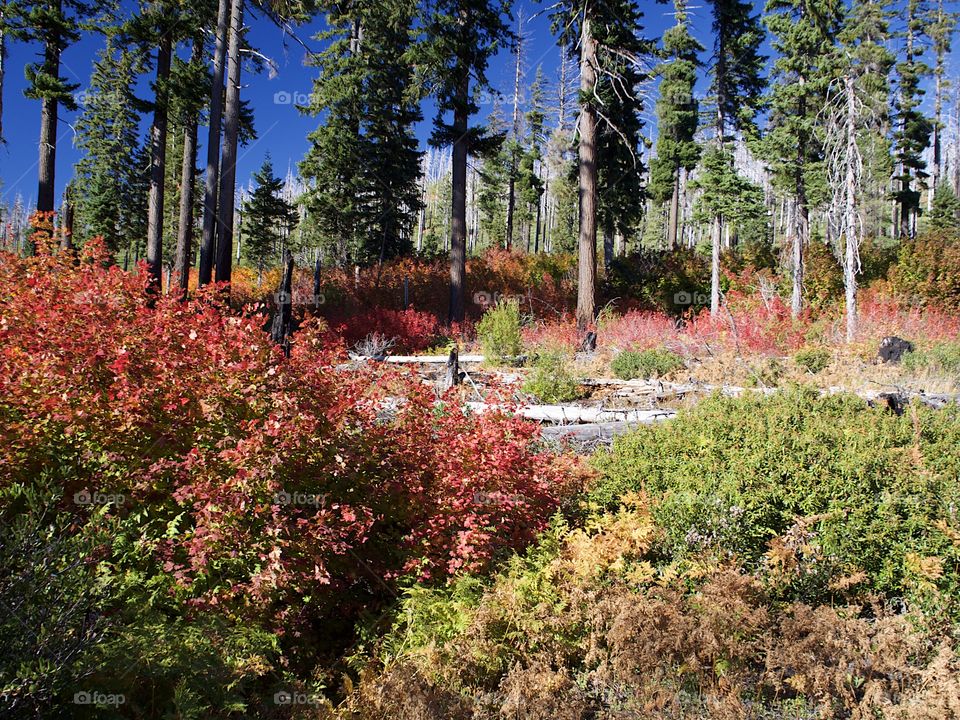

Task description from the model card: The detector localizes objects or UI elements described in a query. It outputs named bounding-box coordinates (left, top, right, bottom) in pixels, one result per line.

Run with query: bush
left=476, top=299, right=524, bottom=364
left=523, top=351, right=582, bottom=403
left=0, top=240, right=578, bottom=715
left=592, top=388, right=960, bottom=606
left=891, top=230, right=960, bottom=311
left=610, top=348, right=684, bottom=380
left=793, top=346, right=831, bottom=374
left=902, top=340, right=960, bottom=378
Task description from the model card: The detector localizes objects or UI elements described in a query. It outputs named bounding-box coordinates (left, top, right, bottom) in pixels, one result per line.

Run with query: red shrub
left=0, top=242, right=577, bottom=624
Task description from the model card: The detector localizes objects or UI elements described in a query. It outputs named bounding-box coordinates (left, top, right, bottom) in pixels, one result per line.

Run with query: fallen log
left=541, top=418, right=674, bottom=441
left=349, top=353, right=486, bottom=364
left=465, top=402, right=676, bottom=425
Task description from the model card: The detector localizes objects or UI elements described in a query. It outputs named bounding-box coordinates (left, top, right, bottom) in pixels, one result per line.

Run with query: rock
left=877, top=336, right=913, bottom=364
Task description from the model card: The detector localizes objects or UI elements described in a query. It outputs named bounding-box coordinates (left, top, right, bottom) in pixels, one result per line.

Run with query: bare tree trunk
left=215, top=0, right=244, bottom=286
left=199, top=0, right=229, bottom=286
left=932, top=0, right=945, bottom=199
left=59, top=188, right=73, bottom=251
left=791, top=202, right=806, bottom=318
left=710, top=215, right=721, bottom=316
left=534, top=179, right=543, bottom=253
left=843, top=75, right=859, bottom=342
left=576, top=16, right=598, bottom=334
left=146, top=32, right=173, bottom=291
left=449, top=71, right=469, bottom=323
left=505, top=22, right=523, bottom=250
left=174, top=42, right=202, bottom=295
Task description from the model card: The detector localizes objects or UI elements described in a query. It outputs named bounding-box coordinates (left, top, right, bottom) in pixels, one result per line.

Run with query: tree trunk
left=199, top=0, right=229, bottom=286
left=59, top=189, right=74, bottom=251
left=791, top=202, right=806, bottom=318
left=37, top=5, right=61, bottom=214
left=843, top=75, right=859, bottom=342
left=576, top=16, right=598, bottom=334
left=146, top=32, right=173, bottom=291
left=270, top=249, right=294, bottom=356
left=0, top=1, right=6, bottom=145
left=667, top=174, right=680, bottom=250
left=710, top=215, right=721, bottom=316
left=215, top=0, right=244, bottom=286
left=448, top=71, right=469, bottom=323
left=174, top=41, right=202, bottom=295
left=932, top=0, right=945, bottom=197
left=505, top=27, right=522, bottom=250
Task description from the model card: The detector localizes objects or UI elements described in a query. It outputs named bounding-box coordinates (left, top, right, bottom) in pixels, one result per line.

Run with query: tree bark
left=215, top=0, right=244, bottom=286
left=59, top=189, right=73, bottom=251
left=667, top=174, right=680, bottom=250
left=199, top=0, right=229, bottom=286
left=576, top=16, right=598, bottom=334
left=448, top=71, right=469, bottom=323
left=843, top=75, right=859, bottom=342
left=0, top=1, right=6, bottom=145
left=37, top=1, right=61, bottom=214
left=146, top=32, right=173, bottom=291
left=174, top=41, right=203, bottom=295
left=710, top=215, right=721, bottom=316
left=505, top=26, right=522, bottom=250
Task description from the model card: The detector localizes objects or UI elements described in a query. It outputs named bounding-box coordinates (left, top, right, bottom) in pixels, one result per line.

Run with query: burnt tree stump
left=271, top=250, right=295, bottom=356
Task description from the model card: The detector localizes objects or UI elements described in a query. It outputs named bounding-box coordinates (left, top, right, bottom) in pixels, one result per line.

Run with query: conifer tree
left=552, top=0, right=650, bottom=331
left=74, top=42, right=147, bottom=256
left=763, top=0, right=841, bottom=317
left=242, top=154, right=298, bottom=283
left=416, top=0, right=512, bottom=322
left=893, top=0, right=933, bottom=238
left=649, top=0, right=702, bottom=251
left=8, top=0, right=95, bottom=213
left=517, top=65, right=546, bottom=251
left=700, top=0, right=765, bottom=315
left=302, top=0, right=422, bottom=267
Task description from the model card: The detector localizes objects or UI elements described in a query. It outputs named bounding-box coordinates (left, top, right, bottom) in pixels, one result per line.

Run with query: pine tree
left=928, top=181, right=960, bottom=231
left=241, top=154, right=298, bottom=283
left=649, top=0, right=702, bottom=251
left=475, top=101, right=510, bottom=250
left=552, top=0, right=650, bottom=331
left=892, top=0, right=933, bottom=238
left=700, top=0, right=765, bottom=315
left=416, top=0, right=512, bottom=322
left=73, top=42, right=147, bottom=256
left=763, top=0, right=841, bottom=317
left=302, top=0, right=423, bottom=267
left=8, top=0, right=95, bottom=213
left=516, top=65, right=546, bottom=251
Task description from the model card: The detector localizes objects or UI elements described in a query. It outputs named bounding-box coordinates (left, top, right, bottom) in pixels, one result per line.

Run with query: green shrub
left=793, top=346, right=831, bottom=374
left=476, top=299, right=524, bottom=365
left=610, top=348, right=684, bottom=380
left=592, top=388, right=960, bottom=606
left=523, top=350, right=583, bottom=403
left=902, top=340, right=960, bottom=378
left=746, top=357, right=785, bottom=387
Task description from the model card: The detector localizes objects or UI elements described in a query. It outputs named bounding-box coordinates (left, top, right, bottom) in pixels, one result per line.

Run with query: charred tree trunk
left=146, top=32, right=173, bottom=292
left=199, top=0, right=229, bottom=286
left=271, top=250, right=294, bottom=356
left=576, top=16, right=598, bottom=334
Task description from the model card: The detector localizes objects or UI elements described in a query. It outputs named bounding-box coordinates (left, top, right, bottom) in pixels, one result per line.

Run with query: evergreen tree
left=475, top=101, right=510, bottom=249
left=700, top=0, right=765, bottom=314
left=73, top=42, right=147, bottom=256
left=552, top=0, right=650, bottom=331
left=8, top=0, right=96, bottom=213
left=416, top=0, right=512, bottom=322
left=242, top=154, right=298, bottom=282
left=892, top=0, right=933, bottom=238
left=928, top=181, right=960, bottom=231
left=516, top=65, right=546, bottom=251
left=302, top=0, right=423, bottom=267
left=649, top=0, right=702, bottom=251
left=763, top=0, right=841, bottom=316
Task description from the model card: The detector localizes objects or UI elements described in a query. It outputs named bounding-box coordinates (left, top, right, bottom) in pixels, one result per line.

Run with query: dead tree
left=271, top=250, right=294, bottom=356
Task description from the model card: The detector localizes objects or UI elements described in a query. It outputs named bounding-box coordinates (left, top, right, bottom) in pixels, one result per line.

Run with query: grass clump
left=610, top=347, right=684, bottom=380
left=522, top=350, right=583, bottom=403
left=793, top=346, right=831, bottom=374
left=476, top=299, right=523, bottom=365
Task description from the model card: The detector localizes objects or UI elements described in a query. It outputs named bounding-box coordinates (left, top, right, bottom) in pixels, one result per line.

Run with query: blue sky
left=0, top=0, right=950, bottom=210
